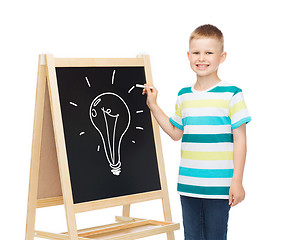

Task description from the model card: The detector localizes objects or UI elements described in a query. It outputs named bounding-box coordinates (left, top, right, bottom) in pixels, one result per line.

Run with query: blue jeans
left=180, top=195, right=230, bottom=240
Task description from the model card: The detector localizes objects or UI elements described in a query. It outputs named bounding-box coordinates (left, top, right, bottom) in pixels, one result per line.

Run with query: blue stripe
left=179, top=167, right=234, bottom=178
left=169, top=117, right=184, bottom=130
left=178, top=87, right=192, bottom=96
left=232, top=116, right=252, bottom=129
left=208, top=86, right=242, bottom=96
left=178, top=183, right=230, bottom=195
left=182, top=116, right=231, bottom=126
left=182, top=134, right=233, bottom=143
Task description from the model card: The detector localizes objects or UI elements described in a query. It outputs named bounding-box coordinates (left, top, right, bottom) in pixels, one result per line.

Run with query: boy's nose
left=199, top=53, right=205, bottom=61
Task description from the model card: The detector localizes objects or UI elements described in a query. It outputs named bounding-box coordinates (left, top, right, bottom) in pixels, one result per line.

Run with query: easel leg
left=25, top=56, right=47, bottom=240
left=162, top=196, right=175, bottom=240
left=122, top=204, right=131, bottom=217
left=45, top=54, right=79, bottom=240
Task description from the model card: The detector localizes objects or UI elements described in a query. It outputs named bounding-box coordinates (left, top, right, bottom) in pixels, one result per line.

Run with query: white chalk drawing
left=136, top=110, right=143, bottom=114
left=85, top=77, right=91, bottom=87
left=90, top=92, right=131, bottom=176
left=111, top=70, right=116, bottom=85
left=70, top=102, right=78, bottom=107
left=136, top=127, right=144, bottom=130
left=128, top=86, right=135, bottom=93
left=79, top=132, right=85, bottom=136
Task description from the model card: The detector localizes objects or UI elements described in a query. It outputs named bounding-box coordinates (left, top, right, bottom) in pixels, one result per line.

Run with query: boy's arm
left=142, top=85, right=183, bottom=141
left=229, top=123, right=247, bottom=207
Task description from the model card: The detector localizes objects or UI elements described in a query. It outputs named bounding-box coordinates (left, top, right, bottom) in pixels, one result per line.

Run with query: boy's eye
left=192, top=52, right=199, bottom=54
left=206, top=52, right=213, bottom=54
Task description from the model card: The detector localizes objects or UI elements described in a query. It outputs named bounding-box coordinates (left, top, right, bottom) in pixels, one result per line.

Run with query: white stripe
left=219, top=81, right=237, bottom=87
left=231, top=109, right=250, bottom=124
left=180, top=158, right=234, bottom=169
left=180, top=92, right=232, bottom=101
left=178, top=175, right=232, bottom=187
left=170, top=115, right=183, bottom=126
left=182, top=107, right=229, bottom=117
left=181, top=142, right=233, bottom=152
left=229, top=92, right=244, bottom=108
left=183, top=125, right=232, bottom=134
left=178, top=191, right=229, bottom=199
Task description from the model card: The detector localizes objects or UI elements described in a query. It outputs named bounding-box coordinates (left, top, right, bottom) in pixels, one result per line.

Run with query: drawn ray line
left=128, top=86, right=135, bottom=93
left=79, top=132, right=85, bottom=136
left=69, top=102, right=78, bottom=107
left=97, top=145, right=100, bottom=151
left=136, top=127, right=144, bottom=130
left=136, top=110, right=143, bottom=113
left=132, top=140, right=136, bottom=144
left=111, top=70, right=116, bottom=84
left=85, top=77, right=91, bottom=87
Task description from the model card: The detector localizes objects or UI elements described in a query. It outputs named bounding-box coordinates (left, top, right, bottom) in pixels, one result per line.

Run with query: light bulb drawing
left=89, top=92, right=131, bottom=176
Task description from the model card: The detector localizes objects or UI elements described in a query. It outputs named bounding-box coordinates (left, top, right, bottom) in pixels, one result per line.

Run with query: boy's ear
left=187, top=51, right=190, bottom=60
left=220, top=51, right=227, bottom=64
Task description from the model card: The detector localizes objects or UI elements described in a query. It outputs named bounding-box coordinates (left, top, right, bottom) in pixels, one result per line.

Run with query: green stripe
left=182, top=134, right=233, bottom=143
left=178, top=87, right=192, bottom=96
left=178, top=183, right=230, bottom=195
left=208, top=86, right=242, bottom=95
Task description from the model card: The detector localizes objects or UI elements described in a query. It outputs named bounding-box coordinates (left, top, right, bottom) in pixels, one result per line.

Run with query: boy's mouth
left=196, top=64, right=210, bottom=70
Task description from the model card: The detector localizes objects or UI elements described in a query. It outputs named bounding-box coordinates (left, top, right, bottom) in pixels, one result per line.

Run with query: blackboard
left=56, top=67, right=161, bottom=204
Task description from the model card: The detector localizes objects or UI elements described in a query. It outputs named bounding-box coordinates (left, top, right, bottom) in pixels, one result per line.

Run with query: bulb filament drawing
left=90, top=92, right=131, bottom=175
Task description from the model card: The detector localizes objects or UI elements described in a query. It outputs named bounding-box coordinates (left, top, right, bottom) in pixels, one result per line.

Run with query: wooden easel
left=25, top=54, right=179, bottom=240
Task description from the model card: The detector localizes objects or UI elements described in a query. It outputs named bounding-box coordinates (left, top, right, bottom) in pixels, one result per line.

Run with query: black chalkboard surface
left=56, top=67, right=161, bottom=204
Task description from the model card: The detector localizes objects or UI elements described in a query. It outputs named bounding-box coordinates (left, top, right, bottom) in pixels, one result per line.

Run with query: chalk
left=136, top=84, right=153, bottom=89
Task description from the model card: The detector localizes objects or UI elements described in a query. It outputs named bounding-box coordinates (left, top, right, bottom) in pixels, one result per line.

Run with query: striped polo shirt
left=169, top=81, right=251, bottom=199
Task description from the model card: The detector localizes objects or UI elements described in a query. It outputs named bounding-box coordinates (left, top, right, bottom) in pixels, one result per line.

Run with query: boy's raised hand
left=142, top=84, right=158, bottom=109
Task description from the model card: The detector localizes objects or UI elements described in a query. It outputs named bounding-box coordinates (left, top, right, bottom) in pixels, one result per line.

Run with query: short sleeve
left=169, top=95, right=184, bottom=130
left=229, top=89, right=252, bottom=129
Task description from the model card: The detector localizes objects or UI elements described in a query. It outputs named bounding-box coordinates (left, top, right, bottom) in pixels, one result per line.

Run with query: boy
left=142, top=24, right=251, bottom=240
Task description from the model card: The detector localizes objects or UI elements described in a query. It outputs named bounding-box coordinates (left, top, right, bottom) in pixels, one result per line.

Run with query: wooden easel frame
left=25, top=54, right=179, bottom=240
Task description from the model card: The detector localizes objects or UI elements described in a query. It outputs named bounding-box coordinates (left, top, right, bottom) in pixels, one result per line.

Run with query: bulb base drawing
left=111, top=168, right=121, bottom=176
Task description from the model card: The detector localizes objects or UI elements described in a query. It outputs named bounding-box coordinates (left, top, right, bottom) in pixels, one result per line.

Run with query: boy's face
left=187, top=38, right=226, bottom=78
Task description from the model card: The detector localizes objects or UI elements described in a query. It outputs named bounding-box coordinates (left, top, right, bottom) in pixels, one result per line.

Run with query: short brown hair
left=190, top=24, right=224, bottom=52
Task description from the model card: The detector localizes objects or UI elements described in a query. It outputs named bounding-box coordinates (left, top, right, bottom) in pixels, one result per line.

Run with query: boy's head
left=188, top=24, right=226, bottom=78
left=190, top=24, right=224, bottom=52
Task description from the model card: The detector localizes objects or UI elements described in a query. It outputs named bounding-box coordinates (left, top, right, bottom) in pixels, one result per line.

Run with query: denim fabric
left=180, top=195, right=230, bottom=240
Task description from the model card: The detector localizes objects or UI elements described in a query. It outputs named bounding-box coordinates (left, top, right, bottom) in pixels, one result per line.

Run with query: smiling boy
left=143, top=24, right=251, bottom=239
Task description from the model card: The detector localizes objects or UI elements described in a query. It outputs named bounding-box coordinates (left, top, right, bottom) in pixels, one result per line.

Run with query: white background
left=1, top=1, right=283, bottom=239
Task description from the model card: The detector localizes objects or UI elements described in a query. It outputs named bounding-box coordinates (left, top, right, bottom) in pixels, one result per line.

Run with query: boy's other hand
left=142, top=84, right=158, bottom=109
left=229, top=181, right=245, bottom=207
